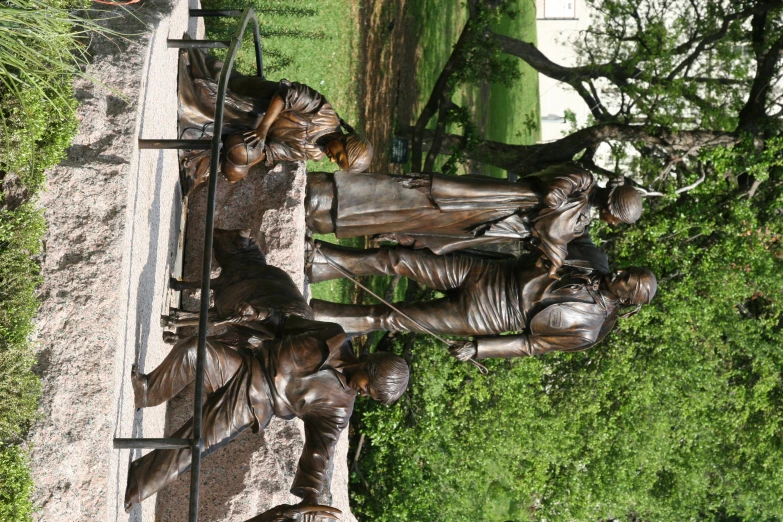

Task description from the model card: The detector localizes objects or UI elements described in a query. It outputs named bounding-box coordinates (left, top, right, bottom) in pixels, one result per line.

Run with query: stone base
left=155, top=162, right=355, bottom=522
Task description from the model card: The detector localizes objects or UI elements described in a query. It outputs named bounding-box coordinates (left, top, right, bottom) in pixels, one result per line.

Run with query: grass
left=401, top=0, right=539, bottom=177
left=484, top=0, right=540, bottom=178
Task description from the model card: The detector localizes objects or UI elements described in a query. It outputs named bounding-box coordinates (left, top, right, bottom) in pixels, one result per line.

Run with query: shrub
left=352, top=173, right=783, bottom=521
left=0, top=204, right=44, bottom=443
left=0, top=444, right=34, bottom=522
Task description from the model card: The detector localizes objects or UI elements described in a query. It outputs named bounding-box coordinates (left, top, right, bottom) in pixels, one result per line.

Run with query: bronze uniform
left=307, top=164, right=595, bottom=270
left=125, top=318, right=356, bottom=508
left=311, top=242, right=617, bottom=358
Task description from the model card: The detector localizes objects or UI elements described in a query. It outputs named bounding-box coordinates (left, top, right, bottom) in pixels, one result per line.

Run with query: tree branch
left=404, top=123, right=739, bottom=175
left=411, top=14, right=480, bottom=171
left=674, top=171, right=706, bottom=194
left=737, top=24, right=783, bottom=133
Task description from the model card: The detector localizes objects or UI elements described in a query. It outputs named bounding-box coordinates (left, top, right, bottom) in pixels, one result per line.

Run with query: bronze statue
left=178, top=48, right=372, bottom=195
left=306, top=165, right=642, bottom=276
left=308, top=239, right=656, bottom=361
left=124, top=315, right=409, bottom=518
left=162, top=228, right=312, bottom=342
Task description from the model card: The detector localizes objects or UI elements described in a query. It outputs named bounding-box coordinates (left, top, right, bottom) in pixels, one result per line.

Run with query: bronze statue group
left=124, top=49, right=658, bottom=521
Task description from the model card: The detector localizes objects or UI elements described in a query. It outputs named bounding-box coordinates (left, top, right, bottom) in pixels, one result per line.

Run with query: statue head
left=603, top=267, right=657, bottom=315
left=601, top=177, right=643, bottom=225
left=351, top=352, right=409, bottom=405
left=343, top=132, right=373, bottom=173
left=325, top=132, right=373, bottom=174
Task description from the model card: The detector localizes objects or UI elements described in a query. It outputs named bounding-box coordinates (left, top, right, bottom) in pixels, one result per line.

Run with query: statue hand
left=236, top=303, right=271, bottom=322
left=244, top=502, right=341, bottom=522
left=449, top=339, right=477, bottom=361
left=242, top=128, right=267, bottom=149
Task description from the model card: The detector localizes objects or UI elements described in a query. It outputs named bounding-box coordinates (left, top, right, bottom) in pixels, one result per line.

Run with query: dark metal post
left=138, top=139, right=211, bottom=150
left=168, top=39, right=231, bottom=49
left=113, top=438, right=191, bottom=450
left=187, top=9, right=256, bottom=522
left=189, top=9, right=242, bottom=17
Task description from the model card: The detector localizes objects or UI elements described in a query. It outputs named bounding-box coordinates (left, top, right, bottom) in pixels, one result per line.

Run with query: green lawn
left=485, top=0, right=540, bottom=178
left=404, top=0, right=539, bottom=177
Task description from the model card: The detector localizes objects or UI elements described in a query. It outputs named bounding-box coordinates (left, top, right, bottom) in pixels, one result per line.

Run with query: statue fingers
left=296, top=504, right=341, bottom=519
left=242, top=130, right=260, bottom=145
left=449, top=340, right=477, bottom=361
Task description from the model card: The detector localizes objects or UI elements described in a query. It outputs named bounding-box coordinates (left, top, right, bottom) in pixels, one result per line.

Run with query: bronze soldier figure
left=306, top=165, right=642, bottom=276
left=178, top=48, right=372, bottom=195
left=308, top=240, right=656, bottom=361
left=124, top=316, right=409, bottom=518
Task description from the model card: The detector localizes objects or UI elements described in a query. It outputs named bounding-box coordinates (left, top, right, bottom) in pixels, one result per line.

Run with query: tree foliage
left=357, top=2, right=783, bottom=518
left=352, top=165, right=783, bottom=522
left=411, top=0, right=782, bottom=187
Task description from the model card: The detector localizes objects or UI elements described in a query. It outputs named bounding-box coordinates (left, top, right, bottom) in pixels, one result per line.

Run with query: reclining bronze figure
left=125, top=315, right=409, bottom=519
left=162, top=228, right=311, bottom=343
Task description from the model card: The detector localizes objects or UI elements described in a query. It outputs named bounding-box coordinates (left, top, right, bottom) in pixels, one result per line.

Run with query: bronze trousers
left=125, top=337, right=271, bottom=509
left=310, top=244, right=524, bottom=336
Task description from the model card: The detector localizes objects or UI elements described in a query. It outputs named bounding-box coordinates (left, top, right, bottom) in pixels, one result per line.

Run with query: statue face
left=600, top=207, right=622, bottom=226
left=605, top=269, right=637, bottom=301
left=347, top=369, right=370, bottom=397
left=324, top=139, right=350, bottom=171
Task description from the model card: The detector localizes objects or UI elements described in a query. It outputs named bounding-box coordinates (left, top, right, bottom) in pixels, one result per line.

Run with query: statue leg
left=311, top=297, right=474, bottom=336
left=310, top=243, right=481, bottom=292
left=132, top=336, right=244, bottom=409
left=124, top=359, right=271, bottom=511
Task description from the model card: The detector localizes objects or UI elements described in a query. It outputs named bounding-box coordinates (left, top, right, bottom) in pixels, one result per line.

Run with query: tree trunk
left=403, top=124, right=740, bottom=175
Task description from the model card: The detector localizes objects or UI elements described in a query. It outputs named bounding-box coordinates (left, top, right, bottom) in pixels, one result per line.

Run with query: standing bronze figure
left=124, top=316, right=409, bottom=518
left=179, top=48, right=372, bottom=195
left=306, top=165, right=642, bottom=276
left=309, top=240, right=656, bottom=360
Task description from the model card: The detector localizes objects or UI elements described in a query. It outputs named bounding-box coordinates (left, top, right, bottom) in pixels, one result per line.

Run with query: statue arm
left=245, top=80, right=326, bottom=143
left=247, top=93, right=285, bottom=143
left=474, top=331, right=596, bottom=360
left=277, top=79, right=329, bottom=114
left=276, top=317, right=348, bottom=375
left=290, top=407, right=350, bottom=500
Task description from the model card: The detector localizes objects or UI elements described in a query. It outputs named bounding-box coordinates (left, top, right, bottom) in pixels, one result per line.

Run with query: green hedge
left=352, top=171, right=783, bottom=521
left=0, top=444, right=34, bottom=522
left=0, top=1, right=87, bottom=519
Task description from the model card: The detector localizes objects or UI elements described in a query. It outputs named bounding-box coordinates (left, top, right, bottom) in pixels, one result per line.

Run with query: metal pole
left=113, top=438, right=191, bottom=450
left=168, top=39, right=231, bottom=49
left=187, top=9, right=256, bottom=522
left=189, top=9, right=242, bottom=17
left=138, top=139, right=211, bottom=150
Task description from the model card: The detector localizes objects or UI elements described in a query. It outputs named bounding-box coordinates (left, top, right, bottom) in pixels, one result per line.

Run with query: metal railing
left=114, top=8, right=264, bottom=522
